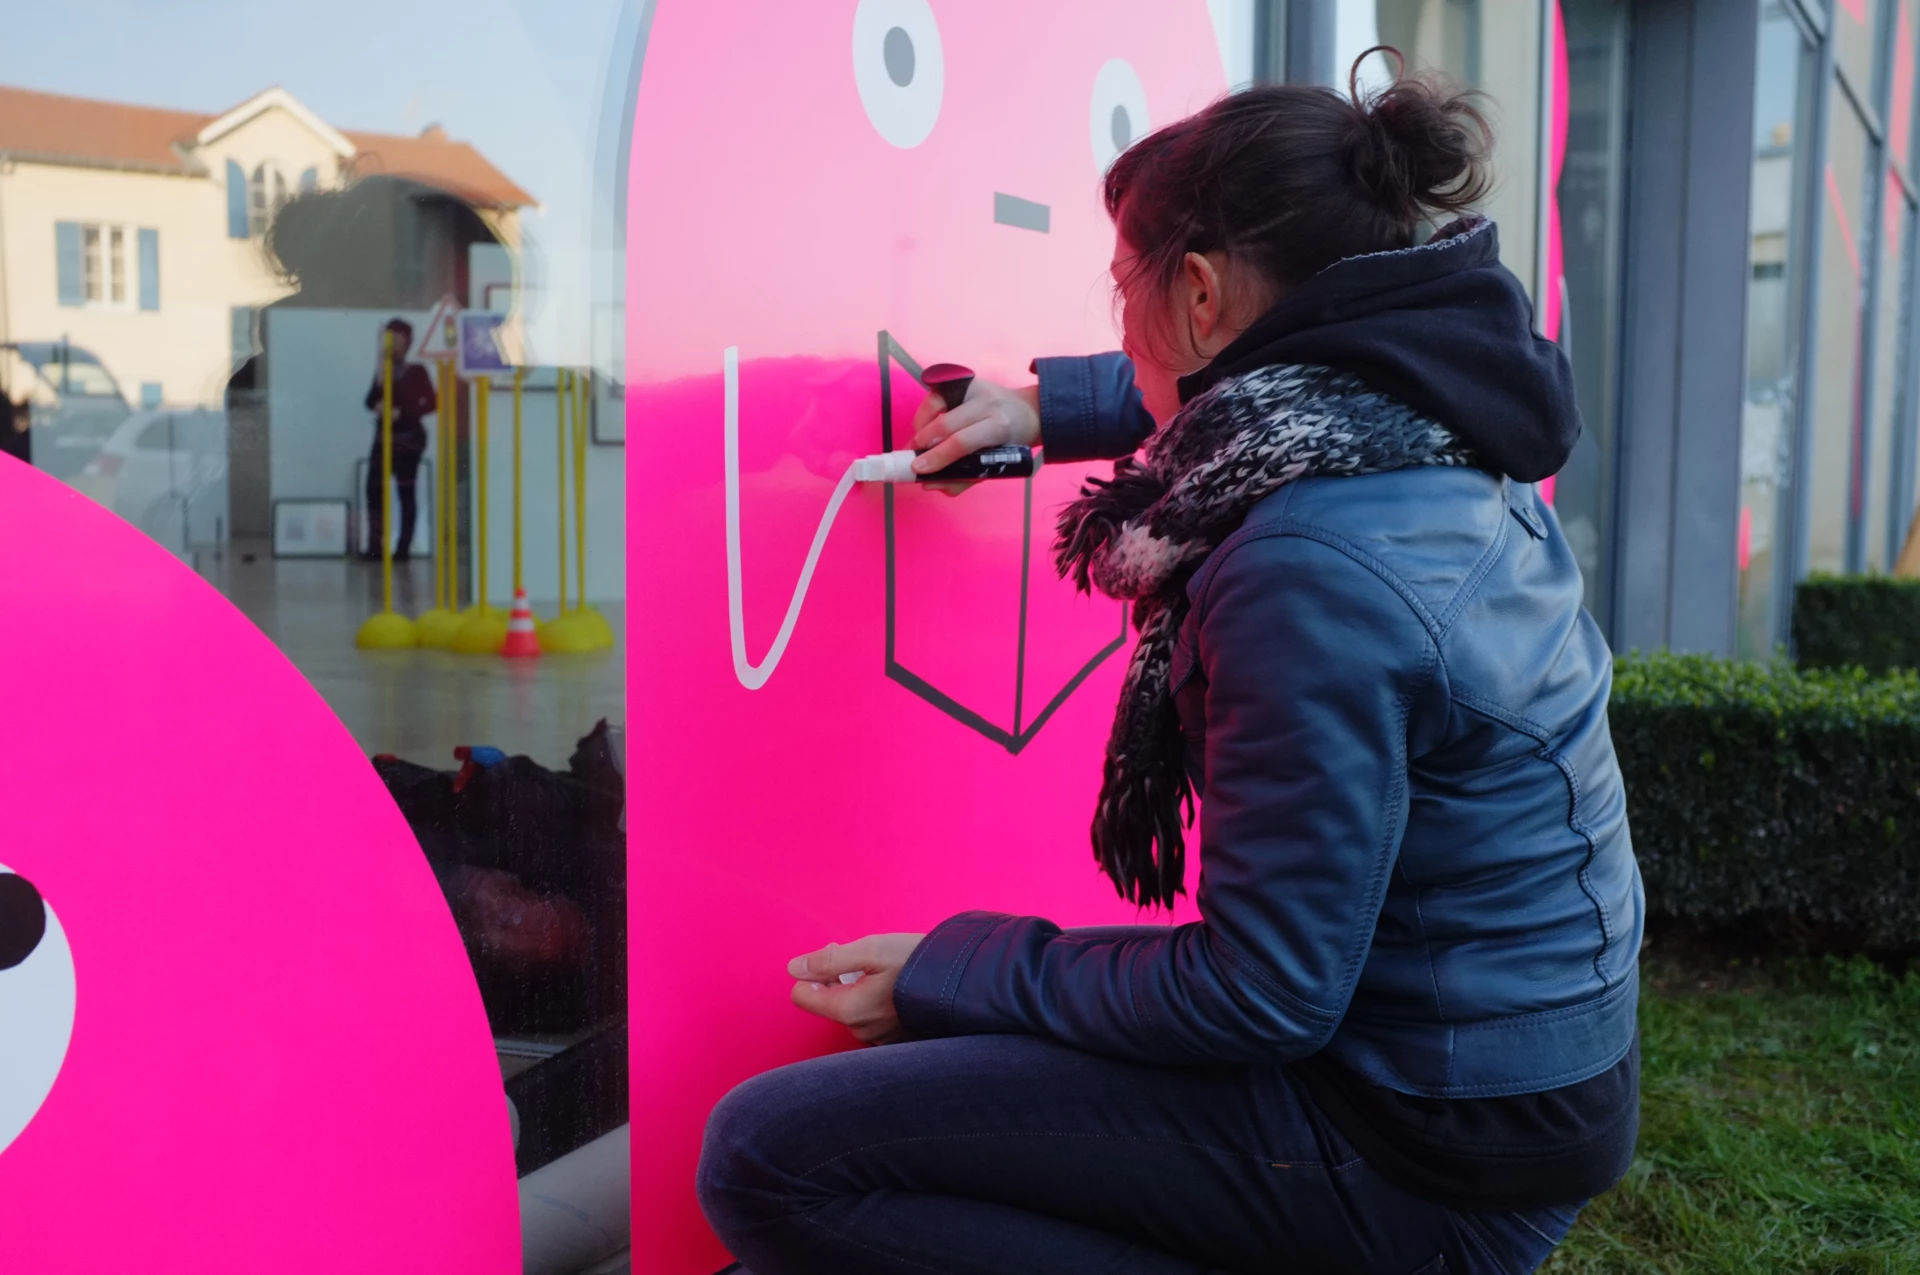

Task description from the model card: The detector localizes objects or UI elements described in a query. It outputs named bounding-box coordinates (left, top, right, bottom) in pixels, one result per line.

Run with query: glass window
left=1550, top=0, right=1633, bottom=622
left=6, top=2, right=631, bottom=1196
left=1836, top=0, right=1881, bottom=92
left=1338, top=0, right=1545, bottom=296
left=1804, top=97, right=1872, bottom=576
left=1739, top=4, right=1820, bottom=659
left=1893, top=0, right=1916, bottom=172
left=1866, top=189, right=1911, bottom=569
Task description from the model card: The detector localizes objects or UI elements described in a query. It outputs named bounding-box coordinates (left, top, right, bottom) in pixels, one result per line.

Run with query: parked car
left=76, top=407, right=229, bottom=553
left=1, top=341, right=132, bottom=479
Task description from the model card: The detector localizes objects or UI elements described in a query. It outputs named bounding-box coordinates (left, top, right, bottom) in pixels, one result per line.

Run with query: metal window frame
left=1783, top=0, right=1920, bottom=593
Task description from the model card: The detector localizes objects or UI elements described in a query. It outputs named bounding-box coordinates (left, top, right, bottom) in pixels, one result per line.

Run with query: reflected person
left=361, top=317, right=436, bottom=562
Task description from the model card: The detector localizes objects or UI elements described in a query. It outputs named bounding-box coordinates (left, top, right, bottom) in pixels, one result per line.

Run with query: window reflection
left=0, top=5, right=631, bottom=1235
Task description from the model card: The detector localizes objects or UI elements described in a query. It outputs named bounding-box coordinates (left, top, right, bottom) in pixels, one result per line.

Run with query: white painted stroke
left=724, top=345, right=861, bottom=690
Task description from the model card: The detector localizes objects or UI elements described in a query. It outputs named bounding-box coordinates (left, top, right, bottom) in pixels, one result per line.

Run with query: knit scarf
left=1054, top=363, right=1477, bottom=908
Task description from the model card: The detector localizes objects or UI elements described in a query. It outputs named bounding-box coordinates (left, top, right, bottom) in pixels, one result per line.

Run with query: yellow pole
left=435, top=359, right=448, bottom=609
left=556, top=367, right=570, bottom=615
left=574, top=367, right=587, bottom=612
left=513, top=367, right=525, bottom=595
left=476, top=373, right=491, bottom=611
left=381, top=331, right=395, bottom=614
left=446, top=360, right=461, bottom=611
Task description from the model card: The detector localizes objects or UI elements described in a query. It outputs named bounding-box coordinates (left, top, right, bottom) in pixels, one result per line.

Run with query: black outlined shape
left=880, top=331, right=1127, bottom=754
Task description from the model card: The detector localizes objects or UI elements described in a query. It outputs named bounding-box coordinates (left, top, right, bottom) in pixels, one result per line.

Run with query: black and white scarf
left=1054, top=363, right=1477, bottom=908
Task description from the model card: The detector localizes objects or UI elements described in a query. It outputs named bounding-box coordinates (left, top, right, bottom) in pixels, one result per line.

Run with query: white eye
left=1090, top=58, right=1150, bottom=174
left=0, top=868, right=75, bottom=1158
left=853, top=0, right=944, bottom=149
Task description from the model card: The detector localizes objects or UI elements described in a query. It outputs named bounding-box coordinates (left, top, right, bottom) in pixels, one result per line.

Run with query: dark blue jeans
left=698, top=1033, right=1581, bottom=1274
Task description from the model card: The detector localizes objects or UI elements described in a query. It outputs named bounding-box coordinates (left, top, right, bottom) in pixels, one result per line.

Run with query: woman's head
left=1106, top=51, right=1494, bottom=421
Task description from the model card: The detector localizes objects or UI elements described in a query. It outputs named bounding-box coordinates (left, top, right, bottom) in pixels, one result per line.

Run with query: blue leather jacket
left=894, top=351, right=1644, bottom=1099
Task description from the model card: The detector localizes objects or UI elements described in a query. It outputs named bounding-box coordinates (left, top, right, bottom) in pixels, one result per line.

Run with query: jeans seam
left=797, top=1129, right=1323, bottom=1179
left=1455, top=1211, right=1521, bottom=1275
left=1513, top=1214, right=1563, bottom=1247
left=798, top=1209, right=953, bottom=1274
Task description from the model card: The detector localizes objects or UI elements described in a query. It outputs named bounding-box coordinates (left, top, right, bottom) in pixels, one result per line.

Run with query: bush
left=1791, top=574, right=1920, bottom=674
left=1611, top=651, right=1920, bottom=951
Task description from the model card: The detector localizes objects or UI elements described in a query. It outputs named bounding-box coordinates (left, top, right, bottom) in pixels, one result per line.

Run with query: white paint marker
left=852, top=445, right=1039, bottom=483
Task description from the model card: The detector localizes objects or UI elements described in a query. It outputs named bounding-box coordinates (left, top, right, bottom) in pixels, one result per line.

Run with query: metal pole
left=380, top=331, right=396, bottom=615
left=513, top=367, right=525, bottom=596
left=477, top=373, right=491, bottom=612
left=556, top=368, right=570, bottom=614
left=445, top=359, right=461, bottom=610
left=574, top=369, right=588, bottom=612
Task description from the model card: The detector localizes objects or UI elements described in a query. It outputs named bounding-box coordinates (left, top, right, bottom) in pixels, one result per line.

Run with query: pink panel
left=0, top=461, right=518, bottom=1271
left=625, top=2, right=1226, bottom=1267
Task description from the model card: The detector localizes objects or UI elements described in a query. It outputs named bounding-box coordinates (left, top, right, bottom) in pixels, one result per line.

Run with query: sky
left=0, top=0, right=635, bottom=364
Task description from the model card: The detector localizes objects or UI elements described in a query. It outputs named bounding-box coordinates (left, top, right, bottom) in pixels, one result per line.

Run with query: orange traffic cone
left=501, top=587, right=540, bottom=659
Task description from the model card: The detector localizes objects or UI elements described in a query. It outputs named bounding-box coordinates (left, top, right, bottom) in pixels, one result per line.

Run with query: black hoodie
left=1174, top=216, right=1580, bottom=483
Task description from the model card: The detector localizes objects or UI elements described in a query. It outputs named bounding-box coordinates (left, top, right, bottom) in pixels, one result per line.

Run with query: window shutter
left=55, top=221, right=83, bottom=306
left=138, top=228, right=160, bottom=311
left=226, top=160, right=248, bottom=238
left=299, top=166, right=318, bottom=193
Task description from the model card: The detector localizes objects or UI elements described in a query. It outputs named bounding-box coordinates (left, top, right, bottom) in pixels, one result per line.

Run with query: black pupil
left=0, top=873, right=47, bottom=972
left=1111, top=105, right=1133, bottom=153
left=884, top=27, right=916, bottom=87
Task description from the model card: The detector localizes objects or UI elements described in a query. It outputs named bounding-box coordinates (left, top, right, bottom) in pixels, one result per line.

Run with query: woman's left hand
left=789, top=933, right=926, bottom=1045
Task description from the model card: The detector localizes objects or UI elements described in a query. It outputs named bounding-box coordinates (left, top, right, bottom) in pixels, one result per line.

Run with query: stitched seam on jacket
left=1208, top=929, right=1342, bottom=1027
left=1193, top=523, right=1442, bottom=645
left=1545, top=745, right=1614, bottom=987
left=923, top=916, right=998, bottom=1035
left=1432, top=488, right=1508, bottom=635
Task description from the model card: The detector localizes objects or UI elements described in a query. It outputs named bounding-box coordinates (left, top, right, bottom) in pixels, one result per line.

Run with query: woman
left=699, top=60, right=1642, bottom=1275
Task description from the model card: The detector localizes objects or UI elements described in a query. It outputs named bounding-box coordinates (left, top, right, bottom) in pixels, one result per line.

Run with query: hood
left=1175, top=217, right=1579, bottom=483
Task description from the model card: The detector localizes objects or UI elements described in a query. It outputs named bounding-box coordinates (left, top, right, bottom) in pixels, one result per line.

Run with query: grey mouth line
left=993, top=192, right=1051, bottom=234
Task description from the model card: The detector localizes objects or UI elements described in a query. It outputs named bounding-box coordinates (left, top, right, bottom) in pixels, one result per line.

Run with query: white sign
left=417, top=293, right=461, bottom=360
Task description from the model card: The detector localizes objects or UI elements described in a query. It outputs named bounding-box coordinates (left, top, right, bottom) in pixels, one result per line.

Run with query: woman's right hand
left=908, top=378, right=1042, bottom=486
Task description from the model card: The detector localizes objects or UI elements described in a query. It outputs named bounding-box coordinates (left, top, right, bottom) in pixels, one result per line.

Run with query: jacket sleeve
left=893, top=531, right=1440, bottom=1064
left=365, top=375, right=380, bottom=412
left=1032, top=352, right=1156, bottom=462
left=406, top=366, right=438, bottom=419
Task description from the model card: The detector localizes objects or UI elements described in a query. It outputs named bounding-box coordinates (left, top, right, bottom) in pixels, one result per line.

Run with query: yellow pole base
left=538, top=611, right=602, bottom=654
left=356, top=610, right=420, bottom=650
left=415, top=606, right=463, bottom=649
left=570, top=605, right=616, bottom=650
left=451, top=607, right=510, bottom=655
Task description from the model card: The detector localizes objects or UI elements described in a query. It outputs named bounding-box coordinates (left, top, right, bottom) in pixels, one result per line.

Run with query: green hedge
left=1791, top=574, right=1920, bottom=674
left=1612, top=651, right=1920, bottom=952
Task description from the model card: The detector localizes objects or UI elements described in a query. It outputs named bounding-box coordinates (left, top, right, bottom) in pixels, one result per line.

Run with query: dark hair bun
left=1343, top=48, right=1493, bottom=224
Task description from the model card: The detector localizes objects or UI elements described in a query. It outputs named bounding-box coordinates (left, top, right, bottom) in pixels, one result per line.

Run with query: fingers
left=787, top=937, right=875, bottom=982
left=790, top=974, right=897, bottom=1042
left=911, top=422, right=1005, bottom=477
left=910, top=397, right=994, bottom=453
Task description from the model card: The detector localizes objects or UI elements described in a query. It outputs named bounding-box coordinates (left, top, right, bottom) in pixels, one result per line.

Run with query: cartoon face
left=624, top=1, right=1225, bottom=1265
left=0, top=866, right=75, bottom=1157
left=0, top=460, right=518, bottom=1270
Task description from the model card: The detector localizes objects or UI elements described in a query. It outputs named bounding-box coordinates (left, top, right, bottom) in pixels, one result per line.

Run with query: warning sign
left=417, top=294, right=461, bottom=360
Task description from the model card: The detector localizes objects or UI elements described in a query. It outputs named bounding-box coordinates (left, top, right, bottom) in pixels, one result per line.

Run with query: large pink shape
left=0, top=461, right=518, bottom=1271
left=626, top=1, right=1225, bottom=1267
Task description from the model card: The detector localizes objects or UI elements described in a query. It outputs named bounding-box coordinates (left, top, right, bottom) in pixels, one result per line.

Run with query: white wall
left=470, top=370, right=624, bottom=607
left=265, top=307, right=438, bottom=554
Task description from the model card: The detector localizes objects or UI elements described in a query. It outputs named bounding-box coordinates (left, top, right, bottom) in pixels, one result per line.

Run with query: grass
left=1541, top=939, right=1920, bottom=1274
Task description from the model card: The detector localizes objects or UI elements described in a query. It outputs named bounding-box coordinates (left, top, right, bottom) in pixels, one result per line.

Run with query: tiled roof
left=0, top=83, right=533, bottom=208
left=341, top=130, right=535, bottom=209
left=0, top=84, right=203, bottom=173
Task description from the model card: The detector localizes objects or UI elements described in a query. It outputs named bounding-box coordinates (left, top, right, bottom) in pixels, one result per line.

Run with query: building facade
left=0, top=84, right=531, bottom=409
left=1241, top=0, right=1912, bottom=659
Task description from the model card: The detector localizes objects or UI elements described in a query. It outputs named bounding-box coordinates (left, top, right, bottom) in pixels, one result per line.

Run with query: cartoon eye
left=1, top=868, right=76, bottom=1158
left=853, top=0, right=944, bottom=149
left=1090, top=58, right=1150, bottom=174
